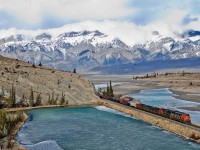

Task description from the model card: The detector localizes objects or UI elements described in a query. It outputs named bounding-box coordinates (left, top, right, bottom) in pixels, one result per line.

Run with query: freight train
left=97, top=94, right=191, bottom=124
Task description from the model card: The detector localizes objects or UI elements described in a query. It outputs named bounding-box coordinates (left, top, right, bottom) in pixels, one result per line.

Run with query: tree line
left=102, top=81, right=114, bottom=97
left=0, top=85, right=68, bottom=109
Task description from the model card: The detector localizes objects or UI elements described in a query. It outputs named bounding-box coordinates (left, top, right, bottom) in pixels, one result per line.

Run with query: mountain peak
left=58, top=30, right=105, bottom=38
left=35, top=33, right=52, bottom=40
left=152, top=31, right=159, bottom=35
left=0, top=29, right=199, bottom=72
left=182, top=30, right=200, bottom=38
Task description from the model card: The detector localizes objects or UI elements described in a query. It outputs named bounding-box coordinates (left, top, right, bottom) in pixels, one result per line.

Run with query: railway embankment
left=99, top=99, right=200, bottom=143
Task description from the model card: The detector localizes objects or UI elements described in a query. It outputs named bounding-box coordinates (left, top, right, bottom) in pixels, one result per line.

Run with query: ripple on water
left=16, top=107, right=200, bottom=150
left=24, top=140, right=63, bottom=150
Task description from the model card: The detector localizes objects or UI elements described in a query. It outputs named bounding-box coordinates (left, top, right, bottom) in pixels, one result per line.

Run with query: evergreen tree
left=19, top=93, right=25, bottom=105
left=60, top=92, right=65, bottom=105
left=7, top=85, right=16, bottom=108
left=57, top=80, right=60, bottom=85
left=106, top=83, right=110, bottom=96
left=39, top=62, right=42, bottom=66
left=65, top=100, right=68, bottom=105
left=29, top=87, right=34, bottom=107
left=102, top=90, right=106, bottom=96
left=51, top=91, right=54, bottom=105
left=36, top=94, right=42, bottom=106
left=182, top=70, right=185, bottom=76
left=7, top=93, right=13, bottom=108
left=72, top=68, right=76, bottom=73
left=1, top=86, right=4, bottom=96
left=0, top=109, right=6, bottom=136
left=109, top=80, right=114, bottom=97
left=54, top=94, right=59, bottom=105
left=153, top=72, right=156, bottom=77
left=32, top=63, right=36, bottom=68
left=22, top=93, right=25, bottom=101
left=11, top=84, right=16, bottom=107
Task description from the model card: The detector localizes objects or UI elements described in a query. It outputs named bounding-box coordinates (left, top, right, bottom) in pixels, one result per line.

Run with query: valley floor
left=85, top=73, right=200, bottom=111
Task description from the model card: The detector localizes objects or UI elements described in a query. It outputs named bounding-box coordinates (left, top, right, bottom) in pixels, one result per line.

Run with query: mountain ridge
left=0, top=29, right=199, bottom=73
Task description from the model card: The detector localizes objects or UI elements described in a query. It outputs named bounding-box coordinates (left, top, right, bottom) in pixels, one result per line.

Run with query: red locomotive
left=135, top=104, right=191, bottom=124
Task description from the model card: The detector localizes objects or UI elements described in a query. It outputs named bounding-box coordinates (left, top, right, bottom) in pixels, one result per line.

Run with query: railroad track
left=101, top=99, right=200, bottom=132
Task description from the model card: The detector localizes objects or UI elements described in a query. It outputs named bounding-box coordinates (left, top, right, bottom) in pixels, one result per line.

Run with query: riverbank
left=6, top=102, right=100, bottom=113
left=10, top=101, right=200, bottom=149
left=1, top=102, right=100, bottom=150
left=11, top=113, right=28, bottom=150
left=0, top=113, right=28, bottom=150
left=99, top=99, right=200, bottom=144
left=86, top=74, right=200, bottom=111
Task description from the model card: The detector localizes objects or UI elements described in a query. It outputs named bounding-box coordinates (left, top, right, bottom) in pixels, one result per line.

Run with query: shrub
left=32, top=63, right=36, bottom=68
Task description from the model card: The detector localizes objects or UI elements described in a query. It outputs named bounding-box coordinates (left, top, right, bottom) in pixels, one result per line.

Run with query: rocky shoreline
left=6, top=100, right=200, bottom=149
left=99, top=99, right=200, bottom=144
left=0, top=113, right=28, bottom=150
left=1, top=102, right=101, bottom=150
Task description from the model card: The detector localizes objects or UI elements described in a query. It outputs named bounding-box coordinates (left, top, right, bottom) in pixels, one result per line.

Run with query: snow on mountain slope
left=0, top=29, right=199, bottom=72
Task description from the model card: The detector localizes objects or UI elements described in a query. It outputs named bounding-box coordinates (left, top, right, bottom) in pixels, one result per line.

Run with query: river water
left=127, top=88, right=200, bottom=125
left=16, top=106, right=200, bottom=150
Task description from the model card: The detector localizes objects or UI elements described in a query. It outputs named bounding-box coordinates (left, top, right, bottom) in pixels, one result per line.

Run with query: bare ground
left=0, top=55, right=100, bottom=105
left=85, top=73, right=200, bottom=111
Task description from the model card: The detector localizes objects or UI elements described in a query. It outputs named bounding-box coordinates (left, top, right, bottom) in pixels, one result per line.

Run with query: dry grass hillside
left=0, top=55, right=99, bottom=105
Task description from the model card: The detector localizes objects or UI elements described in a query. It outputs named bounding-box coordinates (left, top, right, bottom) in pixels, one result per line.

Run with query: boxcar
left=120, top=97, right=134, bottom=106
left=113, top=97, right=120, bottom=103
left=136, top=103, right=143, bottom=109
left=138, top=104, right=161, bottom=115
left=130, top=100, right=141, bottom=108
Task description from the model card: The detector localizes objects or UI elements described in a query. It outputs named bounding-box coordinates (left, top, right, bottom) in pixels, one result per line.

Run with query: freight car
left=96, top=92, right=191, bottom=124
left=112, top=97, right=120, bottom=103
left=135, top=104, right=163, bottom=115
left=136, top=104, right=191, bottom=124
left=119, top=97, right=134, bottom=105
left=129, top=100, right=141, bottom=108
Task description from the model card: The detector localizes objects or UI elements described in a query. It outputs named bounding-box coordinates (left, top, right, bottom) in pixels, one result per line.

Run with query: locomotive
left=98, top=94, right=191, bottom=124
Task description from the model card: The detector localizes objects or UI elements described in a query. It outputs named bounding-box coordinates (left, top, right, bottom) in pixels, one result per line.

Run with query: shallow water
left=127, top=88, right=200, bottom=124
left=16, top=107, right=200, bottom=150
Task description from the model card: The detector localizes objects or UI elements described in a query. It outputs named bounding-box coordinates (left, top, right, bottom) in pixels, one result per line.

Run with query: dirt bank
left=100, top=99, right=200, bottom=144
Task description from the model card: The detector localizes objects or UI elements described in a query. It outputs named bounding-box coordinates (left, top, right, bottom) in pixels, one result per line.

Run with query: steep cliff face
left=0, top=55, right=99, bottom=105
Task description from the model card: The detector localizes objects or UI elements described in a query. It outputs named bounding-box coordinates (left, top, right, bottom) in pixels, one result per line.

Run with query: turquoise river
left=16, top=106, right=200, bottom=150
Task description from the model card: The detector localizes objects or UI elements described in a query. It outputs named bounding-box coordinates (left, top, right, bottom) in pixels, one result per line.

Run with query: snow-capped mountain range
left=0, top=29, right=200, bottom=72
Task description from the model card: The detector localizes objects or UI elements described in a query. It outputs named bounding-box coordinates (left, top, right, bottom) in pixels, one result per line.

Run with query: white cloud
left=0, top=9, right=199, bottom=46
left=184, top=14, right=200, bottom=31
left=0, top=0, right=133, bottom=24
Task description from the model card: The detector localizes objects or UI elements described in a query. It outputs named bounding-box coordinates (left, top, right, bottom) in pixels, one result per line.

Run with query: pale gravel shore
left=86, top=74, right=200, bottom=111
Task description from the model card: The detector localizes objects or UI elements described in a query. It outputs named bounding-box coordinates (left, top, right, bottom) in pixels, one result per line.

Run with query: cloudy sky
left=0, top=0, right=200, bottom=44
